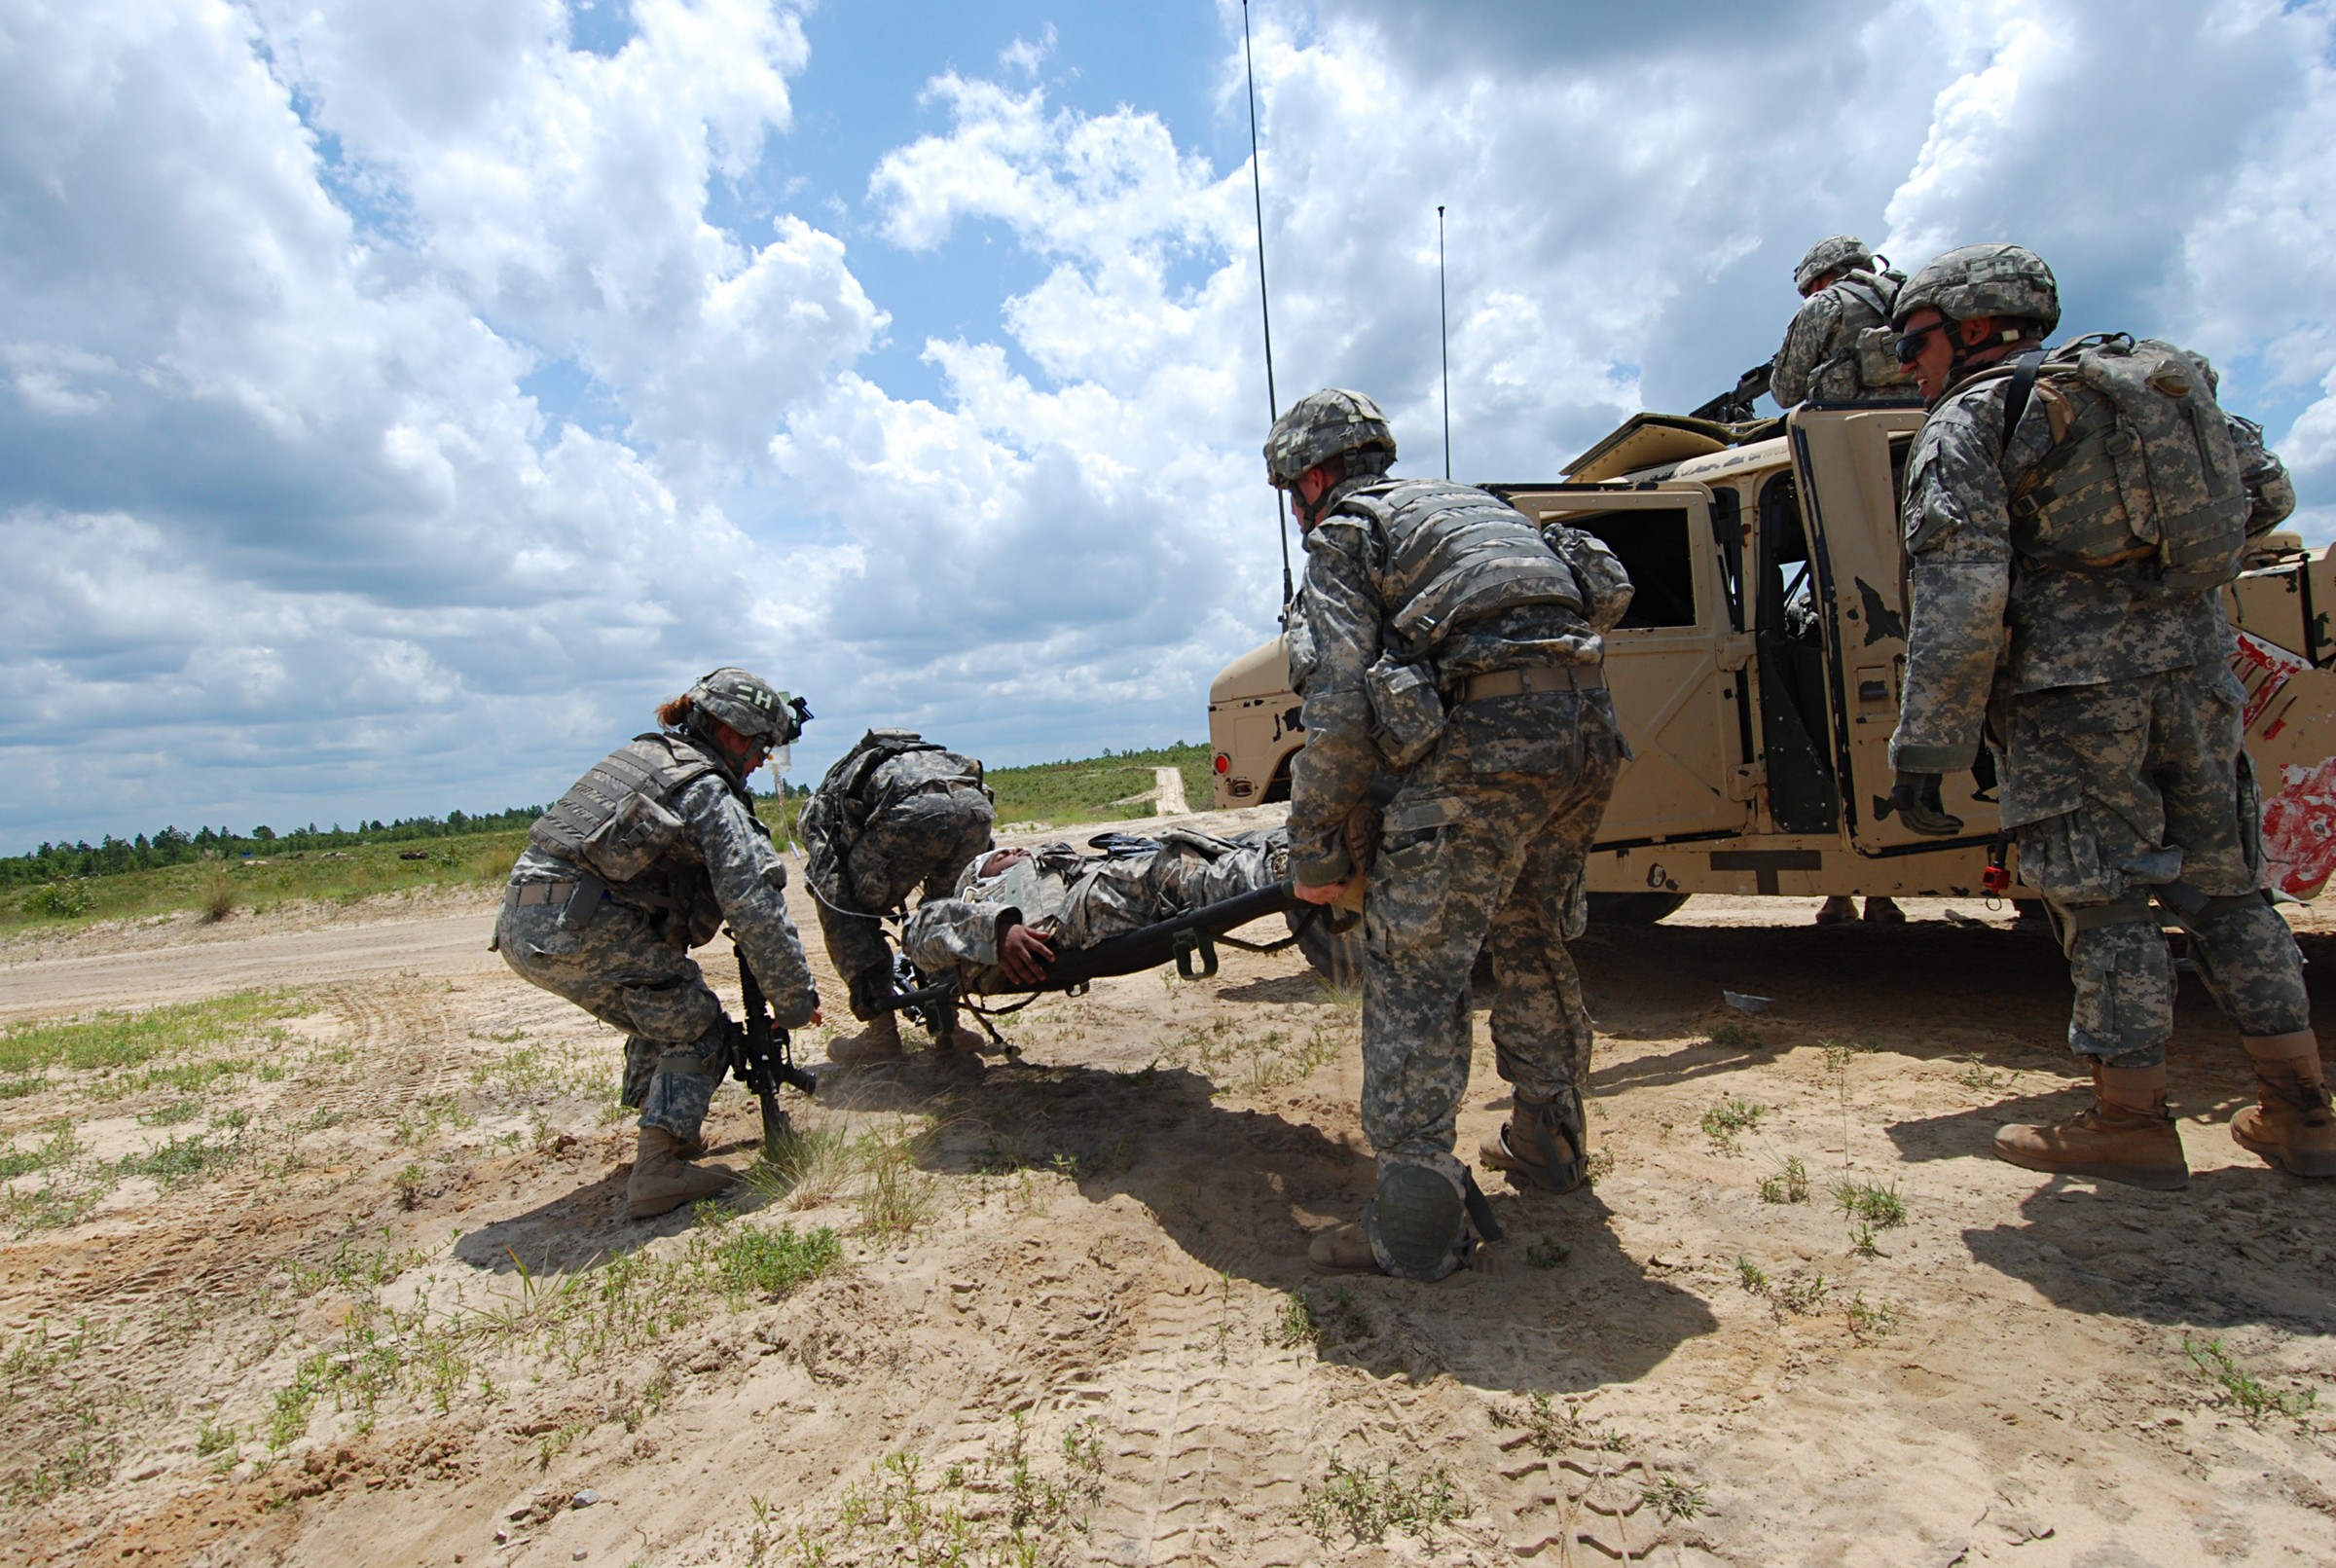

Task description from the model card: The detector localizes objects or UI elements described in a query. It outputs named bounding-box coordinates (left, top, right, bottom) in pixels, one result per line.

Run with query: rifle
left=1690, top=360, right=1773, bottom=424
left=727, top=947, right=817, bottom=1150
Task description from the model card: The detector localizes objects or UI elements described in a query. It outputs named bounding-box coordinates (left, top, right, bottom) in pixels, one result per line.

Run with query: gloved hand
left=1881, top=770, right=1963, bottom=837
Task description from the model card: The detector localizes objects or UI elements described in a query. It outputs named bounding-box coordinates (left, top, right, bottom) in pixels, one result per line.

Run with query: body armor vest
left=1824, top=268, right=1916, bottom=398
left=2006, top=335, right=2248, bottom=592
left=529, top=733, right=738, bottom=885
left=1336, top=478, right=1584, bottom=659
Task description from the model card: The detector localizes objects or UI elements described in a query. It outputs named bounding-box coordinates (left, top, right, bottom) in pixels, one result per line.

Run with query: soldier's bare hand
left=1294, top=879, right=1349, bottom=905
left=1000, top=924, right=1055, bottom=985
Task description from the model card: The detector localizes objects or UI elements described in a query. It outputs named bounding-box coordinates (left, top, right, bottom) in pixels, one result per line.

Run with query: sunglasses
left=1893, top=320, right=1951, bottom=364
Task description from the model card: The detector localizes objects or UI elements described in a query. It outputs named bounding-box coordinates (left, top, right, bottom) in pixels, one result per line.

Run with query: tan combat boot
left=626, top=1126, right=735, bottom=1219
left=1814, top=895, right=1857, bottom=927
left=1478, top=1090, right=1588, bottom=1193
left=2232, top=1031, right=2336, bottom=1178
left=1993, top=1063, right=2188, bottom=1189
left=827, top=1009, right=904, bottom=1065
left=1861, top=896, right=1907, bottom=925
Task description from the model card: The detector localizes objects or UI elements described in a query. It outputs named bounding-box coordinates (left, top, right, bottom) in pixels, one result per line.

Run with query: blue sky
left=4, top=0, right=2333, bottom=849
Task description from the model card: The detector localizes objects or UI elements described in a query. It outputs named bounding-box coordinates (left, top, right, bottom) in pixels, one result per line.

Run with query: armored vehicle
left=1208, top=401, right=2336, bottom=966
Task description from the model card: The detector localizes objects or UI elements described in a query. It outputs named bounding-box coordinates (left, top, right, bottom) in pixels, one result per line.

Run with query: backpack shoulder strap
left=2000, top=349, right=2046, bottom=446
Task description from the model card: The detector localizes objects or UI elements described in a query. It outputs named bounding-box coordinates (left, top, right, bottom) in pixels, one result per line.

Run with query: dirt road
left=1, top=818, right=2330, bottom=1565
left=0, top=906, right=503, bottom=1022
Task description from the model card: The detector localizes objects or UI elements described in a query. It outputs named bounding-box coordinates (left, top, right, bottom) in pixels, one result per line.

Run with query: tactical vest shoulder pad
left=528, top=733, right=724, bottom=882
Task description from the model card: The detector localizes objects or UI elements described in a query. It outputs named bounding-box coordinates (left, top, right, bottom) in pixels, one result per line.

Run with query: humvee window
left=1560, top=508, right=1698, bottom=629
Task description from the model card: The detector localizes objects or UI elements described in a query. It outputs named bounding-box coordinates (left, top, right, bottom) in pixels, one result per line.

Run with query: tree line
left=2, top=809, right=544, bottom=890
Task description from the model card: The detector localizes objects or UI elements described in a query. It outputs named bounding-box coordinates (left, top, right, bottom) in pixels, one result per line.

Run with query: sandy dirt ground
left=1, top=806, right=2332, bottom=1566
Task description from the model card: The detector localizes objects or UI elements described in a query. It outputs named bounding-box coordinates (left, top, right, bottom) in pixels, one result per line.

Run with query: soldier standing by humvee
left=1884, top=243, right=2332, bottom=1187
left=496, top=669, right=821, bottom=1219
left=1271, top=389, right=1633, bottom=1281
left=797, top=731, right=994, bottom=1062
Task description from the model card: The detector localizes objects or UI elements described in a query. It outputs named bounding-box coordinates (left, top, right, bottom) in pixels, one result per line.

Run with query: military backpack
left=2003, top=334, right=2248, bottom=591
left=799, top=730, right=983, bottom=912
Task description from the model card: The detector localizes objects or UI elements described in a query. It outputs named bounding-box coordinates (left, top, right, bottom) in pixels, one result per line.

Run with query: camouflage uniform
left=1771, top=267, right=1910, bottom=406
left=497, top=738, right=819, bottom=1145
left=801, top=740, right=993, bottom=1021
left=902, top=828, right=1287, bottom=992
left=1891, top=368, right=2309, bottom=1068
left=1290, top=471, right=1628, bottom=1277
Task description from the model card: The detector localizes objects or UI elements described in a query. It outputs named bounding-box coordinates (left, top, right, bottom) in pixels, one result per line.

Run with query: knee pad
left=1365, top=1164, right=1468, bottom=1282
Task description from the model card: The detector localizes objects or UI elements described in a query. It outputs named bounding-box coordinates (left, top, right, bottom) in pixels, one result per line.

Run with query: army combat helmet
left=1892, top=243, right=2061, bottom=337
left=684, top=667, right=811, bottom=747
left=1794, top=234, right=1873, bottom=296
left=1264, top=388, right=1397, bottom=490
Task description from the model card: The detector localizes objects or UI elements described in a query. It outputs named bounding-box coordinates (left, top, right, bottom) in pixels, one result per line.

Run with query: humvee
left=1207, top=401, right=2336, bottom=966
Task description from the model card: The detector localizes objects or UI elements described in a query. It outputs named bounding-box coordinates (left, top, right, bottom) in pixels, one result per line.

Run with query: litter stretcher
left=877, top=879, right=1359, bottom=1034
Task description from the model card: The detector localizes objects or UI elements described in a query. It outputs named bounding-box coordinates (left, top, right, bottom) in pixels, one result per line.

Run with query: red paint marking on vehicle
left=2261, top=755, right=2336, bottom=900
left=2234, top=631, right=2306, bottom=730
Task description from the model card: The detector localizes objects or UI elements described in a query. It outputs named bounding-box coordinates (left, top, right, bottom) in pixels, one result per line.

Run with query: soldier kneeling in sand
left=495, top=670, right=821, bottom=1219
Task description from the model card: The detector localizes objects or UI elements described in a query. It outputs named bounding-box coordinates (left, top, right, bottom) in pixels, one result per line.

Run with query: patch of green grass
left=1301, top=1452, right=1463, bottom=1545
left=985, top=742, right=1217, bottom=827
left=710, top=1223, right=842, bottom=1307
left=1499, top=1391, right=1624, bottom=1456
left=1772, top=1269, right=1831, bottom=1317
left=1845, top=1291, right=1899, bottom=1343
left=1830, top=1180, right=1907, bottom=1228
left=1644, top=1475, right=1706, bottom=1522
left=1759, top=1155, right=1810, bottom=1204
left=1274, top=1287, right=1369, bottom=1350
left=855, top=1119, right=934, bottom=1239
left=1699, top=1098, right=1767, bottom=1154
left=1734, top=1256, right=1770, bottom=1295
left=1953, top=1053, right=2009, bottom=1091
left=2184, top=1336, right=2320, bottom=1423
left=117, top=1131, right=242, bottom=1185
left=786, top=1413, right=1101, bottom=1567
left=1706, top=1020, right=1764, bottom=1051
left=0, top=991, right=308, bottom=1076
left=392, top=1094, right=476, bottom=1147
left=1525, top=1237, right=1571, bottom=1269
left=0, top=1124, right=78, bottom=1182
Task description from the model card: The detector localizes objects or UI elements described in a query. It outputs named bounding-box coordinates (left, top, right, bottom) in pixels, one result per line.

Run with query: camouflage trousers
left=2002, top=665, right=2309, bottom=1068
left=1361, top=689, right=1625, bottom=1186
left=495, top=897, right=730, bottom=1142
left=817, top=785, right=993, bottom=1019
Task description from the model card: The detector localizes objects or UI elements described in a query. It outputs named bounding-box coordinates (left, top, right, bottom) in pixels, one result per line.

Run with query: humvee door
left=1785, top=405, right=1998, bottom=853
left=1501, top=484, right=1752, bottom=843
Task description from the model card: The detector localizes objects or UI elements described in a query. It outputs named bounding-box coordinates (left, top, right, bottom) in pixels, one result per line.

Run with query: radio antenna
left=1438, top=204, right=1451, bottom=480
left=1241, top=0, right=1293, bottom=613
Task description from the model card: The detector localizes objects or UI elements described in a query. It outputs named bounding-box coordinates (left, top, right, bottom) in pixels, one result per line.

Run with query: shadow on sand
left=819, top=1051, right=1718, bottom=1396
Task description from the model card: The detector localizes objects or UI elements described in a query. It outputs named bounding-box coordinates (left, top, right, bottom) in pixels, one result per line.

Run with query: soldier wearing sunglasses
left=1884, top=243, right=2327, bottom=1191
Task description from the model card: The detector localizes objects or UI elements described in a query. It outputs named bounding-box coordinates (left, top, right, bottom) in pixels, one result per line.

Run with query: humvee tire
left=1587, top=891, right=1690, bottom=926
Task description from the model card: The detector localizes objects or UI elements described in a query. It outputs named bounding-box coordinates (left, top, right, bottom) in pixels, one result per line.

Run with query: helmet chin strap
left=1944, top=321, right=2033, bottom=387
